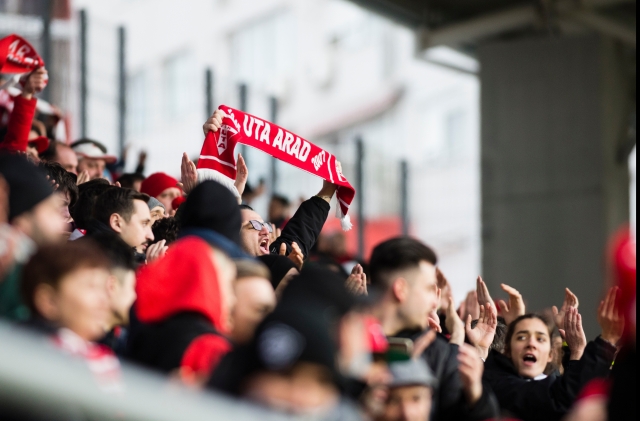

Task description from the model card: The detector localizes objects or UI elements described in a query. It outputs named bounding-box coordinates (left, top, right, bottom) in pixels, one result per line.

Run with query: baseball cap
left=71, top=139, right=117, bottom=164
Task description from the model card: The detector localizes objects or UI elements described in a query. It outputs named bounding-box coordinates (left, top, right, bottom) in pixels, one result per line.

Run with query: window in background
left=129, top=70, right=147, bottom=138
left=445, top=109, right=467, bottom=158
left=231, top=12, right=294, bottom=92
left=163, top=51, right=196, bottom=121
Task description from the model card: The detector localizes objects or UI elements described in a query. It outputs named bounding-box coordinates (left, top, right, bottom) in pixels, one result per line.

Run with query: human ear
left=109, top=214, right=122, bottom=233
left=392, top=278, right=408, bottom=303
left=33, top=284, right=59, bottom=321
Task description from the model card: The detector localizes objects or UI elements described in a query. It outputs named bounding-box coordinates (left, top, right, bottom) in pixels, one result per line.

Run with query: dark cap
left=180, top=181, right=242, bottom=245
left=0, top=154, right=53, bottom=221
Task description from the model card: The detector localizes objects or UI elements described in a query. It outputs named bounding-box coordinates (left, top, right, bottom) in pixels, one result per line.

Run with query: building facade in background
left=3, top=0, right=480, bottom=301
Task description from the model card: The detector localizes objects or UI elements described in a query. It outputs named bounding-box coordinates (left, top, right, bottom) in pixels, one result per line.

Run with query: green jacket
left=0, top=264, right=29, bottom=322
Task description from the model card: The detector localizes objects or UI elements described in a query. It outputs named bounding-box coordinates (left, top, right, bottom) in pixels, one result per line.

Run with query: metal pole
left=117, top=26, right=126, bottom=159
left=205, top=68, right=214, bottom=118
left=400, top=160, right=409, bottom=236
left=40, top=0, right=53, bottom=102
left=238, top=84, right=248, bottom=159
left=79, top=9, right=88, bottom=138
left=356, top=137, right=365, bottom=260
left=269, top=96, right=279, bottom=194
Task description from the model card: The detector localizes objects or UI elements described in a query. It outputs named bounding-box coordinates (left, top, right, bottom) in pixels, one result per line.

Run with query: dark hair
left=369, top=237, right=438, bottom=289
left=71, top=180, right=112, bottom=229
left=239, top=204, right=254, bottom=211
left=504, top=314, right=555, bottom=358
left=117, top=173, right=145, bottom=190
left=38, top=161, right=79, bottom=209
left=94, top=188, right=150, bottom=226
left=471, top=316, right=508, bottom=353
left=270, top=194, right=290, bottom=207
left=151, top=217, right=179, bottom=245
left=21, top=241, right=110, bottom=318
left=40, top=141, right=64, bottom=162
left=83, top=233, right=136, bottom=273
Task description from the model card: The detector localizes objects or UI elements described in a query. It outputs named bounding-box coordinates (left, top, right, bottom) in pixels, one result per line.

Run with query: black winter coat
left=270, top=196, right=330, bottom=258
left=483, top=337, right=617, bottom=421
left=396, top=331, right=500, bottom=421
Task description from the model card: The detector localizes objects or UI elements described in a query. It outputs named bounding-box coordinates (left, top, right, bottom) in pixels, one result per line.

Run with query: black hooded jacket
left=270, top=196, right=330, bottom=258
left=395, top=331, right=500, bottom=421
left=483, top=337, right=617, bottom=421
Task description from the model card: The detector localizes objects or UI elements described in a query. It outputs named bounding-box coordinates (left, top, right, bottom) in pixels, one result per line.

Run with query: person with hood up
left=127, top=180, right=246, bottom=379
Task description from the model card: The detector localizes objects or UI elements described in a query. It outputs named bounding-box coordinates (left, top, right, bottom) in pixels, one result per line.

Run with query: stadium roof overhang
left=347, top=0, right=636, bottom=52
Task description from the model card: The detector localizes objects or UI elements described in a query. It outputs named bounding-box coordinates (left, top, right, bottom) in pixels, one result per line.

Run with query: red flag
left=0, top=34, right=45, bottom=74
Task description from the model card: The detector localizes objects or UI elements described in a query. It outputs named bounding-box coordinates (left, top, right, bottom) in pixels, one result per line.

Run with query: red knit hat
left=140, top=173, right=179, bottom=199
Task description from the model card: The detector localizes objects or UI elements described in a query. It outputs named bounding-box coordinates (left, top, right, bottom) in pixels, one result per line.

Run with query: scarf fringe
left=336, top=204, right=353, bottom=232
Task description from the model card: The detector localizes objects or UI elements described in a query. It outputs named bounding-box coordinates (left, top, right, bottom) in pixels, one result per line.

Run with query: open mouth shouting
left=259, top=237, right=270, bottom=255
left=522, top=353, right=537, bottom=367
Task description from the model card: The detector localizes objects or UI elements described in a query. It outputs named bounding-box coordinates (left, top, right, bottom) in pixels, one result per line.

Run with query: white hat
left=72, top=142, right=117, bottom=164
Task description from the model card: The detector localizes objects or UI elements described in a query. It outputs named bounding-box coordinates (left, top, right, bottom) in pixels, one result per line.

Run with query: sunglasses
left=247, top=220, right=273, bottom=233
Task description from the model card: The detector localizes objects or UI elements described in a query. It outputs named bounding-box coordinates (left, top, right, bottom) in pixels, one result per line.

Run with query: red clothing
left=133, top=237, right=232, bottom=376
left=0, top=95, right=37, bottom=153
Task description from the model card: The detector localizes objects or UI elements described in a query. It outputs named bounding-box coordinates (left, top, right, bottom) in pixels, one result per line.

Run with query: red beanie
left=172, top=196, right=186, bottom=211
left=141, top=173, right=179, bottom=199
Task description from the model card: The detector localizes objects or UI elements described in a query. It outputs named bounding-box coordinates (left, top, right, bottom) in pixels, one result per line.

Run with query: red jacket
left=0, top=95, right=37, bottom=153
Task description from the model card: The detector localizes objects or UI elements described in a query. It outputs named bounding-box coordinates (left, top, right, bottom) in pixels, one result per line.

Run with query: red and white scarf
left=197, top=105, right=355, bottom=230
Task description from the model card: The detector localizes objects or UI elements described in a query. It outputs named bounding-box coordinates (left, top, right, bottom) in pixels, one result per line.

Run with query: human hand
left=234, top=154, right=248, bottom=196
left=446, top=296, right=466, bottom=346
left=598, top=286, right=625, bottom=346
left=202, top=109, right=226, bottom=135
left=460, top=290, right=481, bottom=321
left=476, top=276, right=496, bottom=313
left=428, top=287, right=443, bottom=333
left=465, top=303, right=497, bottom=360
left=179, top=153, right=198, bottom=194
left=146, top=240, right=168, bottom=264
left=552, top=288, right=579, bottom=331
left=458, top=343, right=484, bottom=406
left=346, top=264, right=368, bottom=296
left=317, top=161, right=341, bottom=201
left=559, top=307, right=587, bottom=360
left=76, top=170, right=90, bottom=186
left=45, top=175, right=59, bottom=191
left=498, top=284, right=526, bottom=325
left=279, top=242, right=304, bottom=271
left=22, top=68, right=48, bottom=98
left=436, top=268, right=452, bottom=312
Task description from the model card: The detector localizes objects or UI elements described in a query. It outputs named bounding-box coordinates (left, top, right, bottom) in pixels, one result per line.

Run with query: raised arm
left=0, top=68, right=47, bottom=153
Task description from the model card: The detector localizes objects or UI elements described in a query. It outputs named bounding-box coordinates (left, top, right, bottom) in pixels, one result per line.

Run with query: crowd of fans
left=0, top=65, right=636, bottom=421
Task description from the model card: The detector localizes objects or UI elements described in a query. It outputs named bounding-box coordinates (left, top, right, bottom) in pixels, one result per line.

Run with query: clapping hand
left=465, top=303, right=497, bottom=360
left=498, top=284, right=526, bottom=325
left=598, top=286, right=625, bottom=346
left=559, top=307, right=587, bottom=360
left=279, top=242, right=304, bottom=271
left=346, top=264, right=368, bottom=296
left=552, top=288, right=579, bottom=331
left=179, top=153, right=198, bottom=195
left=234, top=154, right=248, bottom=197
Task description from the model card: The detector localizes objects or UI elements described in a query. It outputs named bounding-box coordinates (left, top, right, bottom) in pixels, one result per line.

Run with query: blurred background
left=0, top=0, right=636, bottom=336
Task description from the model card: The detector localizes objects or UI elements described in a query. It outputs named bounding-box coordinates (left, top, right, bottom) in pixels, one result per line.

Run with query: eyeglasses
left=247, top=220, right=273, bottom=233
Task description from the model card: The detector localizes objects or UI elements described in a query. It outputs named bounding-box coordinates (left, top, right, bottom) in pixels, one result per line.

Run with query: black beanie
left=258, top=254, right=297, bottom=289
left=0, top=154, right=53, bottom=221
left=180, top=181, right=242, bottom=245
